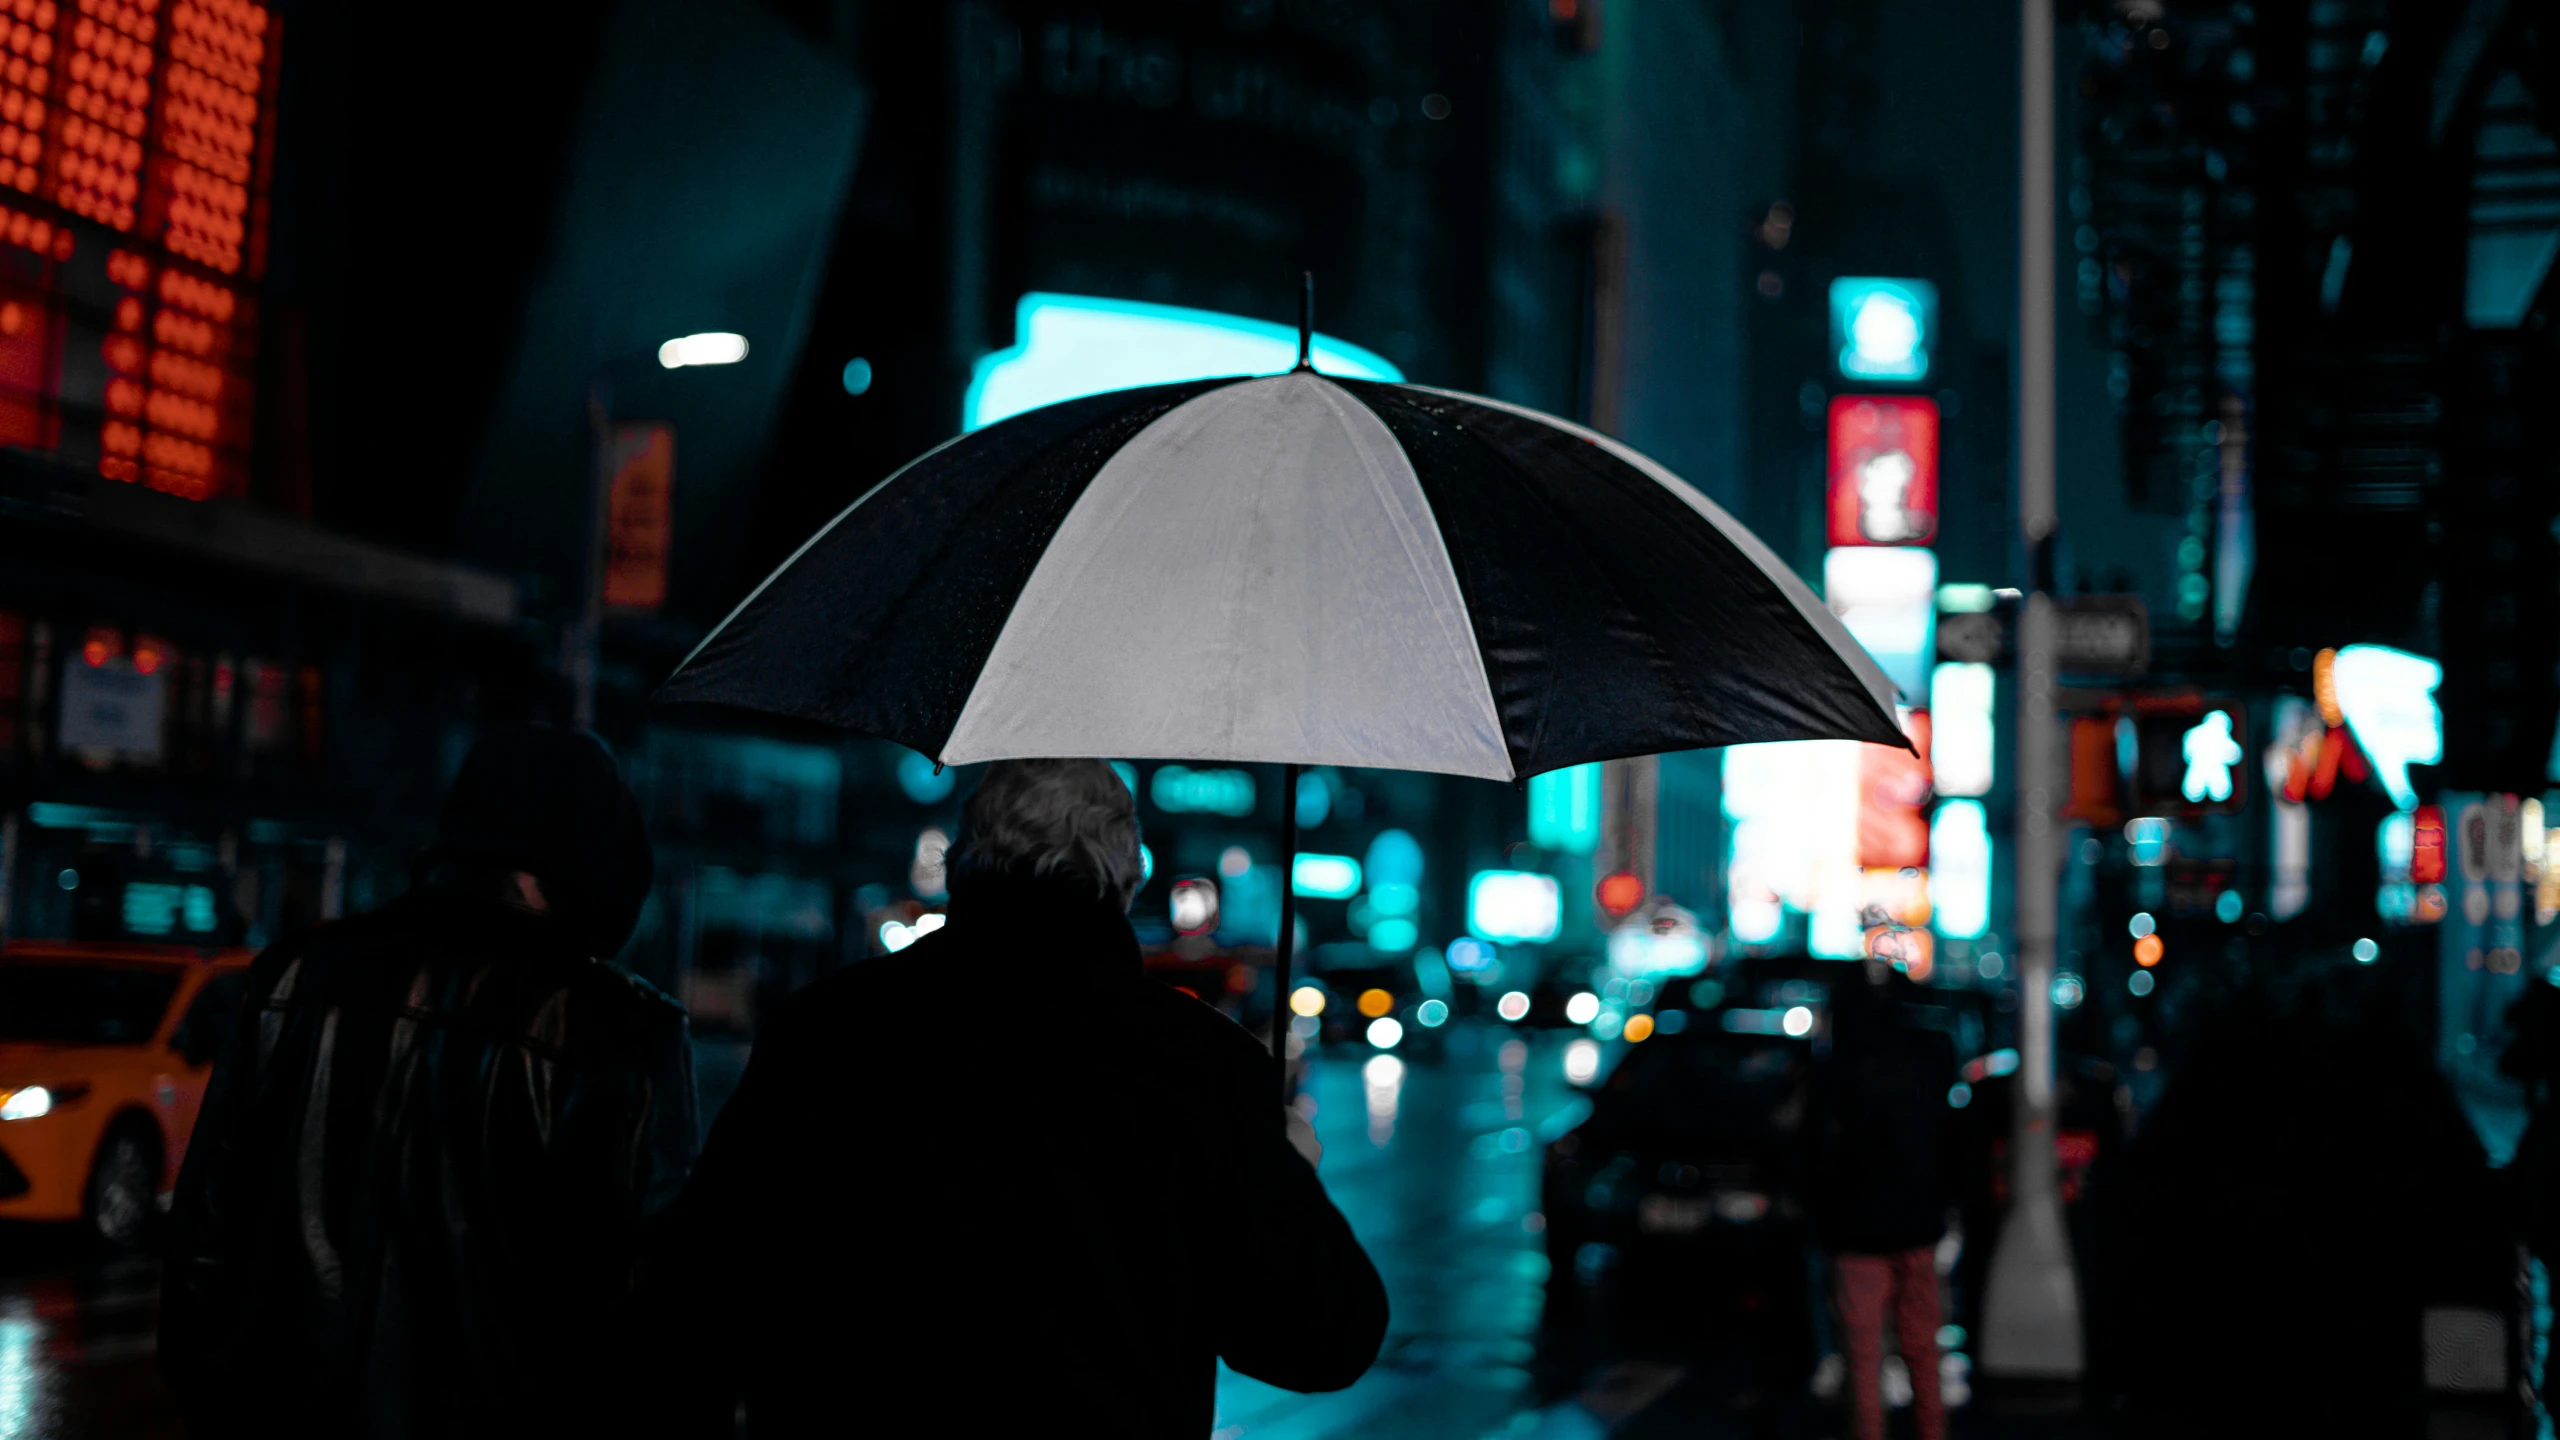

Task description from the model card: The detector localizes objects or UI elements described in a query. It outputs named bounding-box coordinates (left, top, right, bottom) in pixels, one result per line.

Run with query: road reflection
left=1215, top=1025, right=1584, bottom=1440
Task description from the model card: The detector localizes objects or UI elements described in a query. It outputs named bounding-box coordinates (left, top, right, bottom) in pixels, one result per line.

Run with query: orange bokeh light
left=2134, top=934, right=2164, bottom=967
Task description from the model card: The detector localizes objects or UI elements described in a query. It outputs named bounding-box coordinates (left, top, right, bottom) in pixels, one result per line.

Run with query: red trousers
left=1831, top=1245, right=1945, bottom=1440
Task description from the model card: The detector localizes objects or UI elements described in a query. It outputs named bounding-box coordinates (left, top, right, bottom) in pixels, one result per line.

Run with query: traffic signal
left=2125, top=701, right=2247, bottom=814
left=1829, top=277, right=1938, bottom=382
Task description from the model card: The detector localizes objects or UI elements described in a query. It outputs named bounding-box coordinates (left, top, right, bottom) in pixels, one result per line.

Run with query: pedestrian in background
left=159, top=726, right=697, bottom=1440
left=2504, top=983, right=2560, bottom=1269
left=1804, top=954, right=1957, bottom=1440
left=641, top=757, right=1387, bottom=1438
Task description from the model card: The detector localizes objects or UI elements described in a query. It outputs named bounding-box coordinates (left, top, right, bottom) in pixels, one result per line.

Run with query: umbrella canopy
left=661, top=371, right=1909, bottom=775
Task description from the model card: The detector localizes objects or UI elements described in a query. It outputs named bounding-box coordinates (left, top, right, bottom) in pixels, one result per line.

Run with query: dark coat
left=1803, top=975, right=1958, bottom=1255
left=640, top=867, right=1389, bottom=1439
left=160, top=727, right=695, bottom=1440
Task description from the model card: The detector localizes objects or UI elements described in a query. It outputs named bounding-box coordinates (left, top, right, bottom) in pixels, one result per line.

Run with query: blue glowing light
left=1527, top=763, right=1603, bottom=855
left=1368, top=882, right=1419, bottom=917
left=123, top=882, right=181, bottom=936
left=895, top=749, right=955, bottom=804
left=1829, top=277, right=1938, bottom=382
left=1446, top=936, right=1495, bottom=973
left=2125, top=816, right=2171, bottom=866
left=964, top=293, right=1405, bottom=431
left=1140, top=844, right=1154, bottom=885
left=1150, top=765, right=1257, bottom=817
left=1295, top=769, right=1331, bottom=828
left=1368, top=917, right=1419, bottom=953
left=183, top=884, right=217, bottom=933
left=1929, top=799, right=1991, bottom=940
left=1292, top=854, right=1363, bottom=899
left=1415, top=998, right=1450, bottom=1027
left=1468, top=870, right=1562, bottom=944
left=841, top=357, right=873, bottom=395
left=1365, top=829, right=1423, bottom=888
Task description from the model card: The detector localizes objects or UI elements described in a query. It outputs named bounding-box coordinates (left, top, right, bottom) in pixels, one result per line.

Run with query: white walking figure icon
left=2181, top=710, right=2242, bottom=803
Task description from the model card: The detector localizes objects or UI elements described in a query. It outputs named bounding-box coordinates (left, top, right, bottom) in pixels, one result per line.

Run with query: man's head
left=948, top=759, right=1144, bottom=911
left=422, top=726, right=653, bottom=957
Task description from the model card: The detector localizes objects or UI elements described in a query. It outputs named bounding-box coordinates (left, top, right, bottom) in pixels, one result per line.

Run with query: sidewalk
left=1513, top=1364, right=2114, bottom=1440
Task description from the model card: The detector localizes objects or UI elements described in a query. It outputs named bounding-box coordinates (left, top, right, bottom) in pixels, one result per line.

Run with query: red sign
left=1827, top=395, right=1940, bottom=546
left=2061, top=715, right=2122, bottom=825
left=10, top=3, right=285, bottom=502
left=2411, top=804, right=2448, bottom=886
left=603, top=422, right=674, bottom=613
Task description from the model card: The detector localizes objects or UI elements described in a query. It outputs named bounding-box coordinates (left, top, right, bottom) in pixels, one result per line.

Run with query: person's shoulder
left=241, top=899, right=434, bottom=994
left=744, top=939, right=943, bottom=1048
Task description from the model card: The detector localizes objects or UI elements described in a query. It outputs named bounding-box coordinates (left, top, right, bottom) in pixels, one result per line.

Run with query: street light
left=657, top=331, right=749, bottom=369
left=566, top=333, right=749, bottom=727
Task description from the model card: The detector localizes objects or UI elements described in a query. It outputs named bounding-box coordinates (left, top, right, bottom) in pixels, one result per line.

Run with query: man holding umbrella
left=642, top=758, right=1387, bottom=1436
left=646, top=301, right=1914, bottom=1431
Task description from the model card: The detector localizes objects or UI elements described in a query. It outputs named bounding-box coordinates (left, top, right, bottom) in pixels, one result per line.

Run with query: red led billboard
left=1826, top=395, right=1939, bottom=547
left=0, top=0, right=276, bottom=502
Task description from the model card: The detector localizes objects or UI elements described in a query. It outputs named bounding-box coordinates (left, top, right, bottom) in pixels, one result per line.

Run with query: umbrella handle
left=1275, top=761, right=1299, bottom=1101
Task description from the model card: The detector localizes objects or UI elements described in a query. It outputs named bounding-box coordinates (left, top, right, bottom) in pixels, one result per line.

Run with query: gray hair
left=948, top=759, right=1144, bottom=909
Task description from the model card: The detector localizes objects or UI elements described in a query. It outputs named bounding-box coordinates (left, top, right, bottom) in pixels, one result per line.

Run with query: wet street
left=0, top=1024, right=1593, bottom=1440
left=0, top=1022, right=2180, bottom=1440
left=0, top=1242, right=176, bottom=1439
left=1214, top=1026, right=1586, bottom=1440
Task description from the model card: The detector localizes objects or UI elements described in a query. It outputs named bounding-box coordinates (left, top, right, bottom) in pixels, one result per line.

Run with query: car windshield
left=0, top=964, right=183, bottom=1045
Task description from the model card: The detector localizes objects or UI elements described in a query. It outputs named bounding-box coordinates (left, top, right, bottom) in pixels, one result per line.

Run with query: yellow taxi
left=0, top=940, right=253, bottom=1246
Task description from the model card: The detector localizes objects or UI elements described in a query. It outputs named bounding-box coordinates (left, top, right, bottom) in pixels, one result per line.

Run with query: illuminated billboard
left=1824, top=546, right=1937, bottom=700
left=1827, top=395, right=1940, bottom=546
left=0, top=0, right=280, bottom=501
left=965, top=293, right=1402, bottom=431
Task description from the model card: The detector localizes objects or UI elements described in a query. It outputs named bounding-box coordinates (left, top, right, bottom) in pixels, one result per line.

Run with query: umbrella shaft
left=1275, top=761, right=1299, bottom=1100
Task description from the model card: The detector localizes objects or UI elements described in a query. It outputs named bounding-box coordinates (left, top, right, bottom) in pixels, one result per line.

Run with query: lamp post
left=1980, top=0, right=2086, bottom=1382
left=567, top=332, right=748, bottom=730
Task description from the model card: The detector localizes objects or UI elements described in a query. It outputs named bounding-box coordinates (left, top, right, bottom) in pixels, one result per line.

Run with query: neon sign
left=965, top=293, right=1402, bottom=430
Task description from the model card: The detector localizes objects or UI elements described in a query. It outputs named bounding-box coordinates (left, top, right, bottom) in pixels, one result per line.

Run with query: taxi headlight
left=0, top=1086, right=53, bottom=1121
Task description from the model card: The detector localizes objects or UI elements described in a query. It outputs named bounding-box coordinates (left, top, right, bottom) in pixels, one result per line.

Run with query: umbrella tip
left=1296, top=270, right=1313, bottom=371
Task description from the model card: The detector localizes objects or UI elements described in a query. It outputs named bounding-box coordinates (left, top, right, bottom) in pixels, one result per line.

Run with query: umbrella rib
left=1402, top=383, right=1908, bottom=746
left=664, top=427, right=977, bottom=686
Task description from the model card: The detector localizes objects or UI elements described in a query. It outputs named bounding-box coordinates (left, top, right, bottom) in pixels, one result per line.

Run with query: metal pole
left=1274, top=761, right=1301, bottom=1098
left=571, top=375, right=611, bottom=731
left=1297, top=271, right=1313, bottom=371
left=1981, top=0, right=2086, bottom=1380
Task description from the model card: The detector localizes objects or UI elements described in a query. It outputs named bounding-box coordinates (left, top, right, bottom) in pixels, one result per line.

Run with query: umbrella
left=661, top=303, right=1908, bottom=1079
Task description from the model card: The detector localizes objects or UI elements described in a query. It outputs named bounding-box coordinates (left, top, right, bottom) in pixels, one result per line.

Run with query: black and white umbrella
left=661, top=344, right=1908, bottom=1074
left=663, top=373, right=1905, bottom=774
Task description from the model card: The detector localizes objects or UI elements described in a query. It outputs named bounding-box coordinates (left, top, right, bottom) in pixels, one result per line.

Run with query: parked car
left=1539, top=1016, right=1815, bottom=1395
left=0, top=940, right=252, bottom=1247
